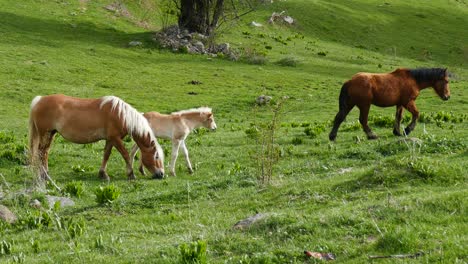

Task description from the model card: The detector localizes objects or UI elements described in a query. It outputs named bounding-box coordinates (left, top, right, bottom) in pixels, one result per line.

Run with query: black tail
left=338, top=82, right=350, bottom=114
left=329, top=82, right=350, bottom=141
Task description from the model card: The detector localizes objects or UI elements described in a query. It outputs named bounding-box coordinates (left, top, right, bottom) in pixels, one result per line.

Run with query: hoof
left=367, top=134, right=378, bottom=140
left=98, top=170, right=110, bottom=181
left=188, top=168, right=194, bottom=174
left=128, top=173, right=136, bottom=181
left=170, top=171, right=176, bottom=177
left=138, top=166, right=146, bottom=176
left=404, top=128, right=412, bottom=136
left=329, top=133, right=337, bottom=141
left=393, top=129, right=402, bottom=136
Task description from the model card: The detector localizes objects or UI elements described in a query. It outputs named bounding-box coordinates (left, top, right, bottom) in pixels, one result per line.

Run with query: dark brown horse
left=29, top=94, right=165, bottom=187
left=329, top=68, right=450, bottom=141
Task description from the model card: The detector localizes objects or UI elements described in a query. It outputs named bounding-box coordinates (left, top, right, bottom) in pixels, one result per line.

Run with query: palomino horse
left=29, top=94, right=165, bottom=185
left=329, top=68, right=450, bottom=141
left=130, top=107, right=217, bottom=176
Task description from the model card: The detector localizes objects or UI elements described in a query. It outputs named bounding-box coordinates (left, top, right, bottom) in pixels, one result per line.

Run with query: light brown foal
left=29, top=94, right=164, bottom=185
left=130, top=107, right=217, bottom=176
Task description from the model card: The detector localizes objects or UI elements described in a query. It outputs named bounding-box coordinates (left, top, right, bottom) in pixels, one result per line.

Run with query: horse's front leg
left=180, top=141, right=193, bottom=174
left=404, top=101, right=419, bottom=136
left=111, top=138, right=136, bottom=180
left=393, top=105, right=404, bottom=136
left=358, top=104, right=377, bottom=139
left=99, top=141, right=113, bottom=181
left=129, top=144, right=146, bottom=176
left=170, top=139, right=182, bottom=176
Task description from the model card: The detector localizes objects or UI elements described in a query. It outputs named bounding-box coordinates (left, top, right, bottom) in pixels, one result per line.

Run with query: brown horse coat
left=329, top=68, right=450, bottom=140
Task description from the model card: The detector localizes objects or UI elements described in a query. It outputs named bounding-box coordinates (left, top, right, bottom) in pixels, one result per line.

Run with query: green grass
left=0, top=0, right=467, bottom=263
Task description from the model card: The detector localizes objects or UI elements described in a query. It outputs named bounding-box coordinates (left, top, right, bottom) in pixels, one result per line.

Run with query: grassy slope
left=0, top=0, right=467, bottom=263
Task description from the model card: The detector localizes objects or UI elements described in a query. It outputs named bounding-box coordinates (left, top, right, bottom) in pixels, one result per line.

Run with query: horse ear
left=207, top=113, right=213, bottom=118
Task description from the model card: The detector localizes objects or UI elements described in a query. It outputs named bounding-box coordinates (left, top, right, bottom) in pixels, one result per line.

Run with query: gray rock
left=46, top=195, right=75, bottom=208
left=233, top=213, right=267, bottom=230
left=30, top=199, right=42, bottom=209
left=0, top=205, right=17, bottom=224
left=256, top=95, right=273, bottom=105
left=128, top=41, right=143, bottom=47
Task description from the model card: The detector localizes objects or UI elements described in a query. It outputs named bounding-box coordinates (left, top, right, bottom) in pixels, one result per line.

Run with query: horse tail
left=329, top=82, right=351, bottom=141
left=338, top=82, right=350, bottom=113
left=28, top=96, right=42, bottom=166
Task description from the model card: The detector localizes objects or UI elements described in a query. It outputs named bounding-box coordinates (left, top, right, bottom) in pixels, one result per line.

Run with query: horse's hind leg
left=180, top=141, right=193, bottom=174
left=404, top=101, right=419, bottom=135
left=358, top=104, right=377, bottom=140
left=99, top=141, right=112, bottom=181
left=169, top=139, right=182, bottom=176
left=393, top=106, right=404, bottom=136
left=37, top=131, right=56, bottom=180
left=329, top=105, right=354, bottom=141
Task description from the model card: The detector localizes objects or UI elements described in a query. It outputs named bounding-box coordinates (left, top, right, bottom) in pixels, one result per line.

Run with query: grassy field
left=0, top=0, right=467, bottom=263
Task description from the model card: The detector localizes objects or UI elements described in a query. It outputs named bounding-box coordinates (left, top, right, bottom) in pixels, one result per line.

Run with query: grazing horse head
left=100, top=96, right=165, bottom=179
left=138, top=133, right=165, bottom=179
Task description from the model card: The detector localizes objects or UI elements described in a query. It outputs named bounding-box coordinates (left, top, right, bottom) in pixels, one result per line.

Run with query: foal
left=130, top=107, right=217, bottom=176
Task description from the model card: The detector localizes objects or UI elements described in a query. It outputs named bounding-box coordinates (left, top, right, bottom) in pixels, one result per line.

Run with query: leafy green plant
left=71, top=164, right=92, bottom=173
left=64, top=181, right=84, bottom=198
left=95, top=184, right=121, bottom=204
left=179, top=240, right=207, bottom=264
left=291, top=137, right=304, bottom=145
left=23, top=211, right=53, bottom=230
left=30, top=238, right=40, bottom=253
left=304, top=123, right=327, bottom=138
left=0, top=240, right=12, bottom=255
left=65, top=217, right=86, bottom=240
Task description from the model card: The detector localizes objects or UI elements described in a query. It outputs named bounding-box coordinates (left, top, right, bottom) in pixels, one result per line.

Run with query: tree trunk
left=178, top=0, right=224, bottom=35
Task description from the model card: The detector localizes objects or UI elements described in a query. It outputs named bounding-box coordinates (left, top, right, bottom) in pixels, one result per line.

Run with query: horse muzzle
left=443, top=95, right=450, bottom=101
left=152, top=170, right=164, bottom=180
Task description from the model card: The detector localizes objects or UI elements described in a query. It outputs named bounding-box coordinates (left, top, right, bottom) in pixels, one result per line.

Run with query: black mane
left=408, top=68, right=446, bottom=84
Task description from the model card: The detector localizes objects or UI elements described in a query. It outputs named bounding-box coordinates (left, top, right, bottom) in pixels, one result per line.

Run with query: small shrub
left=317, top=51, right=327, bottom=56
left=23, top=211, right=53, bottom=230
left=95, top=184, right=121, bottom=205
left=30, top=238, right=40, bottom=253
left=341, top=121, right=361, bottom=131
left=371, top=115, right=394, bottom=128
left=304, top=123, right=327, bottom=138
left=71, top=164, right=92, bottom=173
left=0, top=240, right=12, bottom=255
left=291, top=137, right=304, bottom=145
left=276, top=57, right=299, bottom=67
left=179, top=240, right=207, bottom=264
left=245, top=126, right=260, bottom=140
left=65, top=217, right=86, bottom=239
left=64, top=181, right=84, bottom=198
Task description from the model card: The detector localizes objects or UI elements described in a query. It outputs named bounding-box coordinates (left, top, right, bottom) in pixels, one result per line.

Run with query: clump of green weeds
left=276, top=57, right=299, bottom=67
left=0, top=240, right=12, bottom=255
left=95, top=184, right=121, bottom=205
left=179, top=240, right=207, bottom=264
left=64, top=181, right=84, bottom=198
left=304, top=122, right=327, bottom=138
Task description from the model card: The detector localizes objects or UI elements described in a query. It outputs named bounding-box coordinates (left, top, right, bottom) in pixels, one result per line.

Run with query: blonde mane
left=172, top=107, right=212, bottom=116
left=100, top=96, right=164, bottom=162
